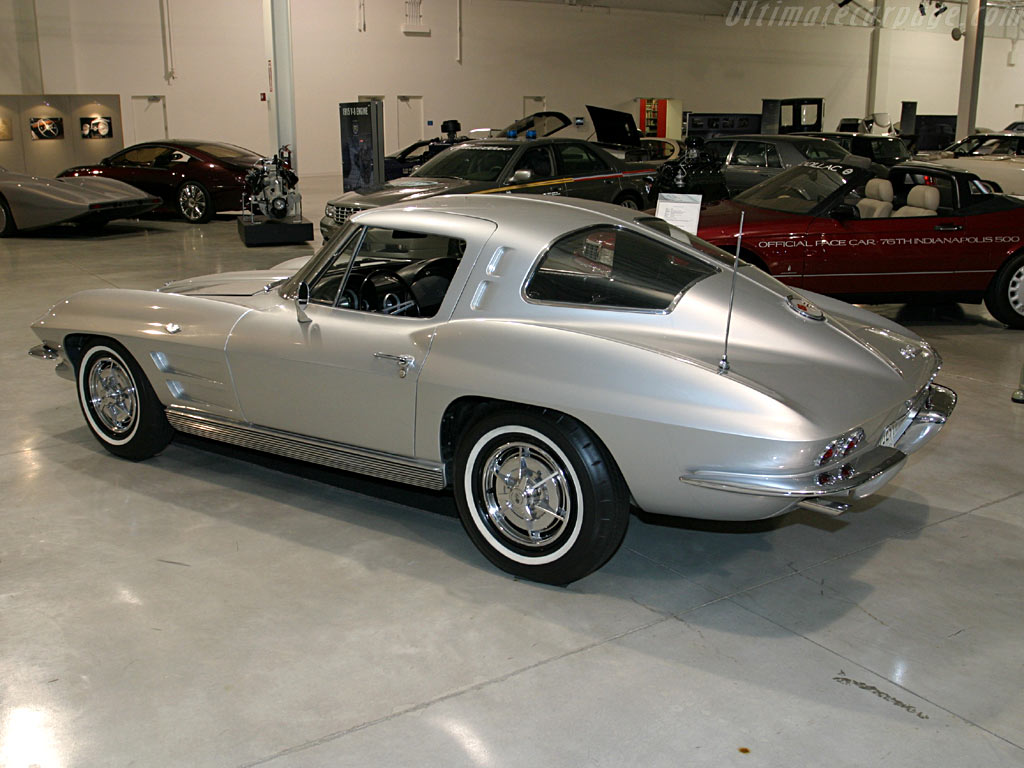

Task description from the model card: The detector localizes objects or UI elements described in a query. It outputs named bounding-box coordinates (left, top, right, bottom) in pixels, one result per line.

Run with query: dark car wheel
left=614, top=192, right=642, bottom=210
left=77, top=340, right=173, bottom=460
left=984, top=252, right=1024, bottom=329
left=177, top=181, right=213, bottom=223
left=0, top=196, right=16, bottom=237
left=454, top=408, right=630, bottom=585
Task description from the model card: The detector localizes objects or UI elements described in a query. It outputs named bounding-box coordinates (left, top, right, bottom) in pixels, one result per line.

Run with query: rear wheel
left=454, top=408, right=630, bottom=585
left=614, top=192, right=642, bottom=210
left=0, top=196, right=16, bottom=236
left=77, top=340, right=173, bottom=459
left=984, top=252, right=1024, bottom=329
left=177, top=181, right=213, bottom=223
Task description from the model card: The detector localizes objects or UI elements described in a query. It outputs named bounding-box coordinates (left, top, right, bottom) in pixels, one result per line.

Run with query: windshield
left=949, top=135, right=1020, bottom=156
left=412, top=145, right=515, bottom=181
left=872, top=138, right=910, bottom=163
left=735, top=162, right=867, bottom=214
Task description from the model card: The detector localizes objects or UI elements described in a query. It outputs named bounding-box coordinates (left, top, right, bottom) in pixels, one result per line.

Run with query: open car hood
left=586, top=105, right=642, bottom=148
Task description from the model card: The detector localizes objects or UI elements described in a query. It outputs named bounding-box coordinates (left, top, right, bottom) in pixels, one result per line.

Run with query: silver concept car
left=29, top=195, right=956, bottom=584
left=0, top=166, right=159, bottom=235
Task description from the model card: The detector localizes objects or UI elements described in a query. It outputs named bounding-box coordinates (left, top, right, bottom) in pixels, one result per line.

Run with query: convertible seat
left=856, top=178, right=894, bottom=218
left=892, top=184, right=939, bottom=217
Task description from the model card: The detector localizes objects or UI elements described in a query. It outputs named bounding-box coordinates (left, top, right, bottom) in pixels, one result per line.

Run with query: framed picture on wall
left=30, top=116, right=64, bottom=140
left=80, top=116, right=113, bottom=139
left=0, top=117, right=11, bottom=141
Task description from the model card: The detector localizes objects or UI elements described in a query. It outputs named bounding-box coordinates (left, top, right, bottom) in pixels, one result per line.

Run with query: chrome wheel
left=480, top=440, right=572, bottom=549
left=178, top=182, right=209, bottom=222
left=617, top=196, right=640, bottom=210
left=455, top=410, right=629, bottom=584
left=1008, top=263, right=1024, bottom=317
left=76, top=341, right=173, bottom=459
left=87, top=355, right=138, bottom=436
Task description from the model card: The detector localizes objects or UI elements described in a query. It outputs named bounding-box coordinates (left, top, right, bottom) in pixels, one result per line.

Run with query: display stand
left=237, top=214, right=313, bottom=246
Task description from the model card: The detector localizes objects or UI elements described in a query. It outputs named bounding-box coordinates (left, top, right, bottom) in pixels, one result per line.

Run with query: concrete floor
left=2, top=175, right=1023, bottom=767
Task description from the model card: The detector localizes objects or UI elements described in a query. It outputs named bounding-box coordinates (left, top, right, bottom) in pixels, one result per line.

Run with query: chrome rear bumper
left=680, top=382, right=956, bottom=508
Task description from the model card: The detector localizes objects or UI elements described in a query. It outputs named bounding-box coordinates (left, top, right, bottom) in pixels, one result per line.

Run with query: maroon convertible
left=696, top=160, right=1024, bottom=328
left=60, top=140, right=263, bottom=224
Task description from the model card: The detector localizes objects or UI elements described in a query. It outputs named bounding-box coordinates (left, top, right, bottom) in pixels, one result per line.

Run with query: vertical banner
left=339, top=100, right=385, bottom=192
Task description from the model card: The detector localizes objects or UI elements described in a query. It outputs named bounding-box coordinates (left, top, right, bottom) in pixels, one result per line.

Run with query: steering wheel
left=361, top=269, right=420, bottom=316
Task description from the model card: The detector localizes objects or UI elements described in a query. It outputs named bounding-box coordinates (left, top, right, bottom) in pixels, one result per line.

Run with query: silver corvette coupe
left=29, top=195, right=955, bottom=584
left=0, top=165, right=160, bottom=236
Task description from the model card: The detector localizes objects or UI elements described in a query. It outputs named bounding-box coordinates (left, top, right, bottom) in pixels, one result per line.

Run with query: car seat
left=892, top=185, right=939, bottom=217
left=856, top=178, right=894, bottom=218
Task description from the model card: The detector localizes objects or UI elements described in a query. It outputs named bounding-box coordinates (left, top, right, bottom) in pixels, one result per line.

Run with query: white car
left=919, top=133, right=1024, bottom=195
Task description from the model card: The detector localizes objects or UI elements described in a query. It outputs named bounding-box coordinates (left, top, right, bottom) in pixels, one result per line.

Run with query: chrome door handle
left=934, top=224, right=963, bottom=231
left=374, top=352, right=414, bottom=378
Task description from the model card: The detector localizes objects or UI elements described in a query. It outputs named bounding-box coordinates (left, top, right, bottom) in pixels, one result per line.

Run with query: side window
left=307, top=226, right=466, bottom=318
left=704, top=141, right=731, bottom=163
left=524, top=226, right=715, bottom=311
left=514, top=146, right=555, bottom=179
left=765, top=144, right=782, bottom=168
left=116, top=146, right=168, bottom=166
left=731, top=141, right=769, bottom=167
left=554, top=143, right=608, bottom=174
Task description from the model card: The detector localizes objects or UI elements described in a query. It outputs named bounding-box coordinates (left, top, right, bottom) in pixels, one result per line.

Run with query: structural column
left=865, top=0, right=886, bottom=122
left=956, top=0, right=986, bottom=140
left=263, top=0, right=298, bottom=169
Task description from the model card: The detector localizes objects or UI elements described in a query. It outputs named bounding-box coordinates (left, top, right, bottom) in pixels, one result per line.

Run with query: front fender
left=32, top=289, right=252, bottom=421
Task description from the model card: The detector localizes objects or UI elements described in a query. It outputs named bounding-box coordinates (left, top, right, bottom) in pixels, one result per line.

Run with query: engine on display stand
left=237, top=146, right=314, bottom=246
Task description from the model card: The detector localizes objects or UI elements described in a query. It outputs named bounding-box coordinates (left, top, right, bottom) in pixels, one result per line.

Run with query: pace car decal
left=757, top=235, right=1020, bottom=248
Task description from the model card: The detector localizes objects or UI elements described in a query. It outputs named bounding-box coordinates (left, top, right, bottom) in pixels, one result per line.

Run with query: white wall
left=0, top=0, right=1019, bottom=177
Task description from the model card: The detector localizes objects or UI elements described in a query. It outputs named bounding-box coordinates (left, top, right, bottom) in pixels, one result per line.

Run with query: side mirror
left=832, top=203, right=859, bottom=220
left=100, top=157, right=111, bottom=167
left=295, top=281, right=311, bottom=323
left=511, top=169, right=533, bottom=184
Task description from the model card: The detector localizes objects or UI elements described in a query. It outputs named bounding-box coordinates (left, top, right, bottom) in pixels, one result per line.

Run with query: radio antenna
left=718, top=211, right=744, bottom=375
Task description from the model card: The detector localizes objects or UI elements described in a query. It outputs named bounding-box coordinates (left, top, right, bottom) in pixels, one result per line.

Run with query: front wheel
left=984, top=252, right=1024, bottom=329
left=454, top=408, right=630, bottom=585
left=177, top=181, right=213, bottom=223
left=77, top=340, right=173, bottom=460
left=0, top=195, right=16, bottom=237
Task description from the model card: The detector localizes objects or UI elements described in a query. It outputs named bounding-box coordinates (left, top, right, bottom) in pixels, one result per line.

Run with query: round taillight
left=842, top=429, right=864, bottom=456
left=816, top=472, right=834, bottom=486
left=840, top=464, right=855, bottom=480
left=817, top=443, right=836, bottom=467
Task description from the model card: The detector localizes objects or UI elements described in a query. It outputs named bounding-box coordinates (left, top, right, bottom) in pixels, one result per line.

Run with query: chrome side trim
left=165, top=407, right=447, bottom=490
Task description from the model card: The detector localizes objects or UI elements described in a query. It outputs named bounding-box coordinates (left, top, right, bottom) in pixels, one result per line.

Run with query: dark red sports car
left=696, top=160, right=1024, bottom=328
left=59, top=140, right=263, bottom=223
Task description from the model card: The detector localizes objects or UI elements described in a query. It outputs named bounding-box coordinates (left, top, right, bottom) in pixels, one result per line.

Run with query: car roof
left=705, top=134, right=838, bottom=143
left=803, top=132, right=901, bottom=140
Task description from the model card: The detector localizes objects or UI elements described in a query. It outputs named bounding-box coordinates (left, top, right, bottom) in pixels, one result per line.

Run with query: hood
left=328, top=176, right=492, bottom=207
left=159, top=267, right=298, bottom=297
left=696, top=199, right=807, bottom=242
left=586, top=105, right=642, bottom=147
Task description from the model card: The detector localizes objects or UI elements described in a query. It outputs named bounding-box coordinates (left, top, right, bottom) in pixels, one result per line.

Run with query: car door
left=722, top=140, right=783, bottom=194
left=225, top=217, right=496, bottom=457
left=502, top=144, right=565, bottom=198
left=553, top=142, right=619, bottom=203
left=103, top=145, right=179, bottom=199
left=801, top=171, right=967, bottom=296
